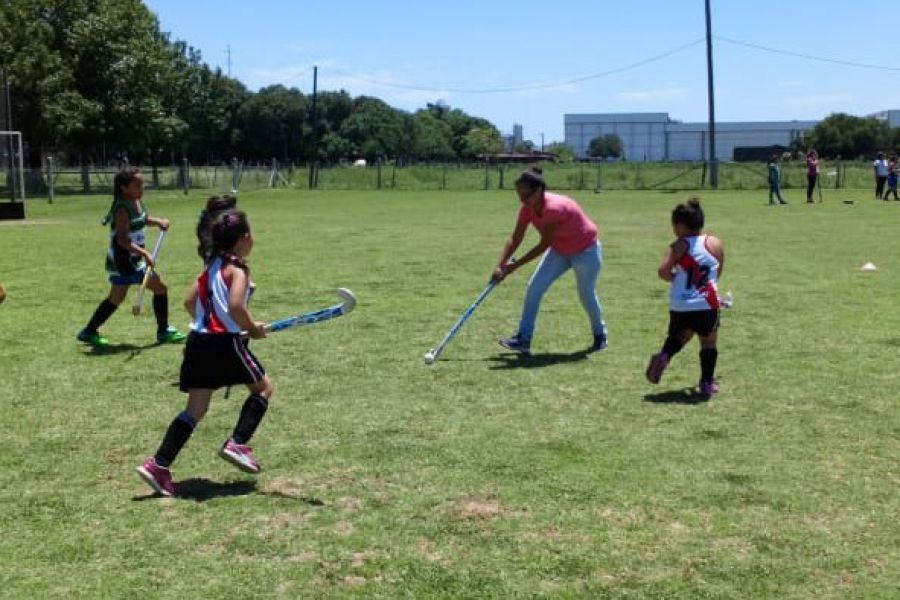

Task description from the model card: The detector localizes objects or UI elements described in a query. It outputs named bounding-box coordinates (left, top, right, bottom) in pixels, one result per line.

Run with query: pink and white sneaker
left=699, top=380, right=720, bottom=397
left=136, top=457, right=175, bottom=497
left=219, top=439, right=261, bottom=473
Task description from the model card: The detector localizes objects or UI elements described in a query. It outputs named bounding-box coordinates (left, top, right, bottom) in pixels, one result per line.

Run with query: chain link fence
left=0, top=158, right=881, bottom=201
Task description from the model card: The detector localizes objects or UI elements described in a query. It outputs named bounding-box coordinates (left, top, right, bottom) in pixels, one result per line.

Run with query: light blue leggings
left=518, top=242, right=607, bottom=341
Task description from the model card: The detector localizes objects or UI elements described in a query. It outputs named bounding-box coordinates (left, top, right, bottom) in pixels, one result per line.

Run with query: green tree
left=802, top=113, right=892, bottom=159
left=411, top=111, right=454, bottom=160
left=587, top=134, right=623, bottom=159
left=235, top=85, right=306, bottom=160
left=545, top=142, right=575, bottom=162
left=461, top=126, right=502, bottom=160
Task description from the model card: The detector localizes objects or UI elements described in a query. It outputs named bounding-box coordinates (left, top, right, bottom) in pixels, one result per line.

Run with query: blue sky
left=144, top=0, right=898, bottom=145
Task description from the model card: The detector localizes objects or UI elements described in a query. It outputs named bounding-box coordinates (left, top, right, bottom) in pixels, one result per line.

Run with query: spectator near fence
left=886, top=155, right=899, bottom=201
left=805, top=149, right=819, bottom=203
left=767, top=154, right=787, bottom=205
left=874, top=151, right=889, bottom=200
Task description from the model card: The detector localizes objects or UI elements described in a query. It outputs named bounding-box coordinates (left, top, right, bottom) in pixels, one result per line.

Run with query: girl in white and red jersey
left=137, top=210, right=273, bottom=497
left=646, top=198, right=724, bottom=397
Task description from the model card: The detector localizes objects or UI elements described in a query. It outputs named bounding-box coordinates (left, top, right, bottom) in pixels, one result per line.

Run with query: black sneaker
left=590, top=334, right=608, bottom=352
left=499, top=334, right=531, bottom=356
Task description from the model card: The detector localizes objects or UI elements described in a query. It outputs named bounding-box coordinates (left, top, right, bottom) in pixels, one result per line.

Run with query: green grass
left=2, top=186, right=900, bottom=598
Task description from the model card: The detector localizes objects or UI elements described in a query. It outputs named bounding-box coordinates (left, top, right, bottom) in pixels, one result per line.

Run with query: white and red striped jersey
left=670, top=235, right=721, bottom=311
left=191, top=256, right=254, bottom=334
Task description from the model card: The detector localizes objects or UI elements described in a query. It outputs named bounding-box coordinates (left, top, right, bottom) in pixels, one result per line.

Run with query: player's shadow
left=488, top=349, right=592, bottom=369
left=132, top=478, right=258, bottom=502
left=132, top=478, right=326, bottom=505
left=80, top=341, right=167, bottom=360
left=643, top=388, right=710, bottom=405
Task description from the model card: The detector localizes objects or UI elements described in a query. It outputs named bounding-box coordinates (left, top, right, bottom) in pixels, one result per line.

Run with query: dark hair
left=197, top=195, right=238, bottom=262
left=515, top=166, right=546, bottom=192
left=210, top=209, right=251, bottom=270
left=102, top=166, right=143, bottom=225
left=113, top=166, right=142, bottom=199
left=672, top=197, right=704, bottom=231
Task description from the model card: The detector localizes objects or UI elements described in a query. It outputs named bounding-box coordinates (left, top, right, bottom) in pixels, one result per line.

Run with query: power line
left=715, top=35, right=900, bottom=72
left=327, top=38, right=706, bottom=95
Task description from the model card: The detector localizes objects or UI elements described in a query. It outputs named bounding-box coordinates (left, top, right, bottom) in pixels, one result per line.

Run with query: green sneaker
left=77, top=329, right=111, bottom=347
left=157, top=327, right=187, bottom=344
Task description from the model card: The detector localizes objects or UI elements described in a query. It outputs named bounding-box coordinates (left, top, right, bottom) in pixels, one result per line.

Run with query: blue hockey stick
left=424, top=261, right=514, bottom=364
left=265, top=288, right=356, bottom=333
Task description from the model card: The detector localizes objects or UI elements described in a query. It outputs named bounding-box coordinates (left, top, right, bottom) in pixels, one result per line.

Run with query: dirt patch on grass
left=711, top=536, right=754, bottom=559
left=519, top=527, right=589, bottom=544
left=596, top=505, right=646, bottom=528
left=452, top=497, right=528, bottom=520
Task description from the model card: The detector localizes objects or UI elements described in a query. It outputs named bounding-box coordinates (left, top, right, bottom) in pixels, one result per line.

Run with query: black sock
left=700, top=348, right=718, bottom=382
left=231, top=394, right=269, bottom=444
left=661, top=335, right=685, bottom=358
left=154, top=411, right=196, bottom=468
left=153, top=294, right=169, bottom=332
left=85, top=299, right=118, bottom=333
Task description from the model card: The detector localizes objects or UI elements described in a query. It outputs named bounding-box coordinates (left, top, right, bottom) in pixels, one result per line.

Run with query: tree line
left=0, top=0, right=503, bottom=168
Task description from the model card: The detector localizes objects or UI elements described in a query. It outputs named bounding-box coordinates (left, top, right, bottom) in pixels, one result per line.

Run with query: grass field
left=2, top=186, right=900, bottom=598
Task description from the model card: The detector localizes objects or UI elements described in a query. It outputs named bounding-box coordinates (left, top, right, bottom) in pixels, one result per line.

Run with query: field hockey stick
left=132, top=229, right=167, bottom=316
left=263, top=288, right=356, bottom=333
left=424, top=259, right=515, bottom=364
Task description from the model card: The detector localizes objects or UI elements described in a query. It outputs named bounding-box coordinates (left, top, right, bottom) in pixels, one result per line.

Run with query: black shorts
left=668, top=309, right=720, bottom=337
left=179, top=332, right=266, bottom=392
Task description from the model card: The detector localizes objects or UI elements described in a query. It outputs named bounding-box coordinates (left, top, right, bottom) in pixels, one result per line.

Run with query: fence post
left=181, top=158, right=190, bottom=195
left=700, top=161, right=707, bottom=188
left=484, top=161, right=490, bottom=190
left=46, top=156, right=54, bottom=204
left=442, top=164, right=447, bottom=190
left=81, top=162, right=91, bottom=194
left=594, top=162, right=602, bottom=192
left=377, top=159, right=383, bottom=190
left=231, top=157, right=240, bottom=193
left=579, top=164, right=585, bottom=190
left=498, top=165, right=504, bottom=189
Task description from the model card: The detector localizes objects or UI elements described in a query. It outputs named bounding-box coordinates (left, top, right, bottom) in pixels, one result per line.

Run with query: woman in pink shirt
left=805, top=149, right=819, bottom=203
left=493, top=168, right=607, bottom=356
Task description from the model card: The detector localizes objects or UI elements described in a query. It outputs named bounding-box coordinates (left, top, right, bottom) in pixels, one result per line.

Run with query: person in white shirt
left=873, top=151, right=889, bottom=200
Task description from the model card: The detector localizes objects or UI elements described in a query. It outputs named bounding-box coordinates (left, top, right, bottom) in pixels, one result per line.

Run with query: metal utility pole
left=705, top=0, right=718, bottom=188
left=308, top=66, right=318, bottom=189
left=1, top=66, right=15, bottom=201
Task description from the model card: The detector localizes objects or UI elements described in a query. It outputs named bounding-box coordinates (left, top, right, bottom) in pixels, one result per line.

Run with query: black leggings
left=876, top=176, right=887, bottom=198
left=806, top=174, right=817, bottom=201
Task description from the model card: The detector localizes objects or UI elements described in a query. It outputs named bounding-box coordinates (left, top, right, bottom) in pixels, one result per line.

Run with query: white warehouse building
left=564, top=110, right=900, bottom=161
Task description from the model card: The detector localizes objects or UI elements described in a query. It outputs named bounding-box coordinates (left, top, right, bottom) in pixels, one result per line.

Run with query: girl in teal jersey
left=76, top=167, right=186, bottom=346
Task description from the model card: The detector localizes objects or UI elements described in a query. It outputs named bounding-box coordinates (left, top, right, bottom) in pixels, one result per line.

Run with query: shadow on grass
left=643, top=388, right=709, bottom=405
left=133, top=478, right=326, bottom=505
left=488, top=349, right=592, bottom=369
left=79, top=341, right=171, bottom=360
left=132, top=478, right=258, bottom=502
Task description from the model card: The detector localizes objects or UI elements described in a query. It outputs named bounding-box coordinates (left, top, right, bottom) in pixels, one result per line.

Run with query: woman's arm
left=146, top=214, right=170, bottom=230
left=184, top=280, right=199, bottom=319
left=657, top=239, right=687, bottom=281
left=227, top=266, right=266, bottom=339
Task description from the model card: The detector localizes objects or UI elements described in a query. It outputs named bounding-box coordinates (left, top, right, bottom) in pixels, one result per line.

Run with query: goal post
left=0, top=130, right=25, bottom=201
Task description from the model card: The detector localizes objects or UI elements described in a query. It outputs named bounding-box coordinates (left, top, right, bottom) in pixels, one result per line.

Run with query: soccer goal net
left=0, top=131, right=25, bottom=201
